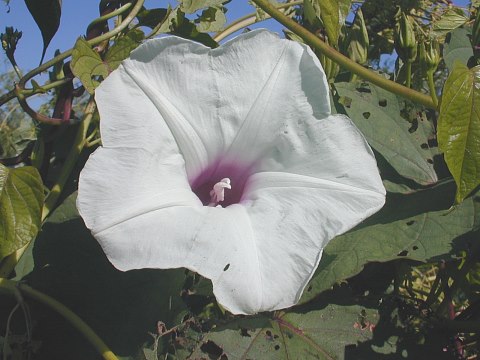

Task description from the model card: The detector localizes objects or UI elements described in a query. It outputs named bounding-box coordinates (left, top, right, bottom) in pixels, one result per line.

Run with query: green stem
left=405, top=62, right=412, bottom=88
left=16, top=0, right=145, bottom=90
left=0, top=278, right=118, bottom=360
left=426, top=70, right=438, bottom=107
left=250, top=0, right=436, bottom=109
left=87, top=2, right=132, bottom=30
left=213, top=0, right=303, bottom=42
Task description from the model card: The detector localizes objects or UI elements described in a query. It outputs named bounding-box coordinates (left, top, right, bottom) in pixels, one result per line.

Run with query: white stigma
left=208, top=178, right=231, bottom=207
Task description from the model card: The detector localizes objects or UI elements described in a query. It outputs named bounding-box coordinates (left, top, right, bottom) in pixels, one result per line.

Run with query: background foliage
left=1, top=0, right=480, bottom=359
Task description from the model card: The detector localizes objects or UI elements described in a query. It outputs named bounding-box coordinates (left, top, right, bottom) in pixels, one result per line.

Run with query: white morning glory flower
left=77, top=30, right=386, bottom=315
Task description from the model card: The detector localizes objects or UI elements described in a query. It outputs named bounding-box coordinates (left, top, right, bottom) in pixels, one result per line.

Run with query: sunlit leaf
left=304, top=0, right=340, bottom=45
left=301, top=182, right=480, bottom=303
left=70, top=37, right=108, bottom=94
left=24, top=0, right=61, bottom=64
left=195, top=6, right=226, bottom=33
left=0, top=108, right=36, bottom=160
left=104, top=29, right=144, bottom=71
left=335, top=81, right=438, bottom=186
left=0, top=164, right=43, bottom=260
left=438, top=62, right=480, bottom=203
left=443, top=27, right=473, bottom=71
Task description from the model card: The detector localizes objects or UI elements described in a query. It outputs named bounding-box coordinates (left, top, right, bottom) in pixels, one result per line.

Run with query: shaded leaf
left=24, top=0, right=61, bottom=64
left=335, top=81, right=438, bottom=186
left=301, top=181, right=480, bottom=303
left=432, top=7, right=468, bottom=37
left=70, top=37, right=108, bottom=94
left=443, top=27, right=473, bottom=71
left=136, top=7, right=168, bottom=29
left=0, top=164, right=43, bottom=260
left=24, top=192, right=188, bottom=358
left=0, top=106, right=36, bottom=160
left=179, top=0, right=226, bottom=14
left=438, top=62, right=480, bottom=203
left=189, top=303, right=378, bottom=359
left=195, top=6, right=226, bottom=33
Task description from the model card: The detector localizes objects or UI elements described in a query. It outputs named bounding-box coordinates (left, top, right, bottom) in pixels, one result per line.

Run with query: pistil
left=208, top=178, right=231, bottom=207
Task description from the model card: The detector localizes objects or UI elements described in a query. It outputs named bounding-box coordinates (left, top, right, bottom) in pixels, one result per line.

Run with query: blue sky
left=0, top=0, right=284, bottom=73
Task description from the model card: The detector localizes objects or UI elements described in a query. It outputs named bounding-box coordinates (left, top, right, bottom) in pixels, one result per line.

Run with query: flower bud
left=347, top=8, right=369, bottom=65
left=419, top=37, right=440, bottom=73
left=394, top=10, right=417, bottom=63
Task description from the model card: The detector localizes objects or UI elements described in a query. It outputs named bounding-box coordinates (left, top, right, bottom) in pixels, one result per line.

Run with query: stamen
left=208, top=178, right=231, bottom=207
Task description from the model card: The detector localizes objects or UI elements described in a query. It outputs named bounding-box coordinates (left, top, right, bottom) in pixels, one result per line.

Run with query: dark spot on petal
left=240, top=328, right=251, bottom=337
left=379, top=99, right=387, bottom=107
left=397, top=250, right=408, bottom=256
left=406, top=220, right=415, bottom=226
left=223, top=264, right=230, bottom=271
left=413, top=246, right=418, bottom=250
left=427, top=159, right=433, bottom=164
left=200, top=340, right=224, bottom=358
left=420, top=143, right=428, bottom=149
left=362, top=112, right=370, bottom=119
left=307, top=285, right=312, bottom=292
left=275, top=345, right=280, bottom=350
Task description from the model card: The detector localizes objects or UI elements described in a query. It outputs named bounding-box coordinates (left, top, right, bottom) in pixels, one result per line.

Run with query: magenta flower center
left=191, top=161, right=255, bottom=207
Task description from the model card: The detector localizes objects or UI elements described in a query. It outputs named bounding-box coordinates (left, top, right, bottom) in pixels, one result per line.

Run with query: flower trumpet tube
left=77, top=30, right=386, bottom=315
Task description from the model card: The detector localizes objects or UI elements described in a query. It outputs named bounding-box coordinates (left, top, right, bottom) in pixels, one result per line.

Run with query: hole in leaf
left=223, top=263, right=230, bottom=271
left=266, top=330, right=272, bottom=337
left=275, top=345, right=280, bottom=350
left=406, top=220, right=415, bottom=226
left=420, top=143, right=428, bottom=149
left=378, top=99, right=387, bottom=107
left=413, top=246, right=418, bottom=250
left=240, top=328, right=251, bottom=337
left=362, top=112, right=371, bottom=119
left=274, top=334, right=279, bottom=339
left=356, top=86, right=371, bottom=93
left=428, top=138, right=438, bottom=147
left=200, top=340, right=224, bottom=358
left=397, top=250, right=408, bottom=256
left=408, top=118, right=418, bottom=133
left=427, top=159, right=433, bottom=164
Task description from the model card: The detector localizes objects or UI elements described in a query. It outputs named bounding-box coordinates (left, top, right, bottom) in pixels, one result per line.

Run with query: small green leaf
left=195, top=6, right=226, bottom=33
left=302, top=182, right=480, bottom=303
left=304, top=0, right=340, bottom=45
left=438, top=62, right=480, bottom=203
left=70, top=37, right=108, bottom=94
left=335, top=81, right=438, bottom=185
left=0, top=110, right=36, bottom=160
left=179, top=0, right=226, bottom=14
left=0, top=164, right=43, bottom=260
left=443, top=27, right=473, bottom=72
left=104, top=29, right=144, bottom=71
left=24, top=0, right=61, bottom=64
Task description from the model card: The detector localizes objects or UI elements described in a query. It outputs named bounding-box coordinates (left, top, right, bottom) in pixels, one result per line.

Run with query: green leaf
left=432, top=7, right=468, bottom=37
left=179, top=0, right=226, bottom=14
left=24, top=0, right=61, bottom=64
left=195, top=6, right=226, bottom=33
left=304, top=0, right=340, bottom=45
left=334, top=81, right=438, bottom=186
left=443, top=27, right=473, bottom=71
left=23, top=192, right=188, bottom=358
left=301, top=182, right=480, bottom=303
left=0, top=108, right=36, bottom=160
left=0, top=164, right=43, bottom=260
left=438, top=62, right=480, bottom=203
left=136, top=7, right=168, bottom=29
left=189, top=302, right=378, bottom=359
left=70, top=37, right=109, bottom=94
left=104, top=29, right=144, bottom=71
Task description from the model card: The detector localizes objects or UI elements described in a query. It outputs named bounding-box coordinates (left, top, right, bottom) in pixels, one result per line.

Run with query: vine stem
left=0, top=0, right=145, bottom=106
left=0, top=98, right=96, bottom=278
left=250, top=0, right=436, bottom=109
left=427, top=70, right=438, bottom=107
left=405, top=62, right=412, bottom=88
left=0, top=278, right=118, bottom=360
left=213, top=0, right=303, bottom=42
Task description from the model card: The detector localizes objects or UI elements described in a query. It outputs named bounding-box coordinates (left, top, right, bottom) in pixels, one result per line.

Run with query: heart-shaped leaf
left=0, top=164, right=43, bottom=260
left=438, top=62, right=480, bottom=203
